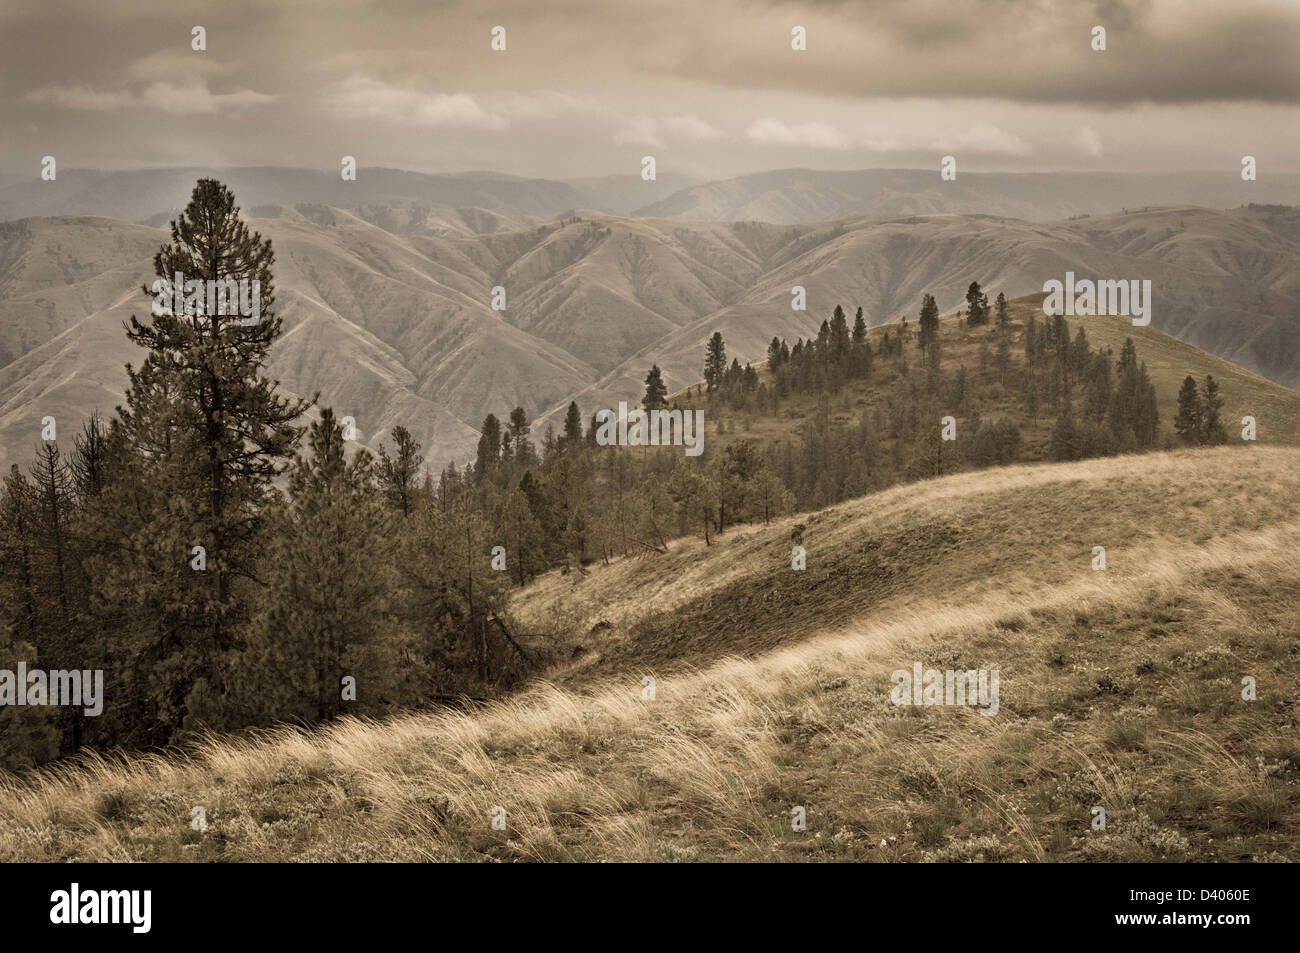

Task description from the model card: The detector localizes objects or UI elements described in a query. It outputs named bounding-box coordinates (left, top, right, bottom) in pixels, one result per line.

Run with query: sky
left=2, top=0, right=1298, bottom=180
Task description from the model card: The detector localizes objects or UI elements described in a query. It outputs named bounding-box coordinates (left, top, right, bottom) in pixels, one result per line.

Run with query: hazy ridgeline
left=0, top=180, right=1243, bottom=770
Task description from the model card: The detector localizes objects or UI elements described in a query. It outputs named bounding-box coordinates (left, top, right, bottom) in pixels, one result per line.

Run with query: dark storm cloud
left=1, top=0, right=1297, bottom=176
left=4, top=0, right=1296, bottom=104
left=666, top=0, right=1300, bottom=104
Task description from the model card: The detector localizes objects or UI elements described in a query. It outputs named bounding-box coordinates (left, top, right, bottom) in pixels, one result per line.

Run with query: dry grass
left=2, top=447, right=1298, bottom=861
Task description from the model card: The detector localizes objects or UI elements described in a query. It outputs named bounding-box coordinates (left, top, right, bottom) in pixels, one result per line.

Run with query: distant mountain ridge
left=5, top=166, right=1298, bottom=233
left=631, top=168, right=1300, bottom=223
left=1, top=202, right=1298, bottom=474
left=0, top=167, right=698, bottom=236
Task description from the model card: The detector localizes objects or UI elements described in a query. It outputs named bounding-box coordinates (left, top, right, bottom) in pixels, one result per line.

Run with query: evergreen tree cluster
left=708, top=286, right=1172, bottom=507
left=447, top=394, right=794, bottom=563
left=1173, top=375, right=1228, bottom=445
left=1028, top=314, right=1161, bottom=461
left=0, top=182, right=527, bottom=766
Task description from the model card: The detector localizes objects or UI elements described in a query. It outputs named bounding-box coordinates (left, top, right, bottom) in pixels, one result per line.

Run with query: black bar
left=3, top=862, right=1276, bottom=940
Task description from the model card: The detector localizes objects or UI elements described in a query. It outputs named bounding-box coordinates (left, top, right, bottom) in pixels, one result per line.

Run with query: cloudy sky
left=2, top=0, right=1298, bottom=179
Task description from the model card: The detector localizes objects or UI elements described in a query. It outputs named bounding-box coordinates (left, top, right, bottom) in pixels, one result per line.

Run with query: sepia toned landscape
left=0, top=0, right=1296, bottom=879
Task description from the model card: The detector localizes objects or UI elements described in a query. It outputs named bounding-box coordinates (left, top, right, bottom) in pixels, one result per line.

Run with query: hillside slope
left=679, top=293, right=1300, bottom=472
left=2, top=447, right=1296, bottom=862
left=540, top=205, right=1300, bottom=430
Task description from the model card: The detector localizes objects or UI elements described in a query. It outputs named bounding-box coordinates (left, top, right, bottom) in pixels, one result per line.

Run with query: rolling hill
left=536, top=204, right=1300, bottom=433
left=2, top=445, right=1296, bottom=861
left=672, top=293, right=1300, bottom=476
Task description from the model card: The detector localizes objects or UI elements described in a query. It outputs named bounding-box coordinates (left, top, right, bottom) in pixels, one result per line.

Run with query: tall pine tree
left=703, top=332, right=726, bottom=392
left=85, top=178, right=309, bottom=741
left=642, top=365, right=668, bottom=411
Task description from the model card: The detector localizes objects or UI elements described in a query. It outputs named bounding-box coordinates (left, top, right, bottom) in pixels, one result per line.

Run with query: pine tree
left=712, top=440, right=764, bottom=532
left=1042, top=356, right=1060, bottom=411
left=28, top=442, right=77, bottom=625
left=0, top=470, right=61, bottom=768
left=1050, top=407, right=1081, bottom=461
left=1024, top=371, right=1040, bottom=425
left=507, top=407, right=530, bottom=445
left=515, top=469, right=558, bottom=566
left=995, top=292, right=1009, bottom=332
left=1201, top=375, right=1227, bottom=444
left=475, top=414, right=502, bottom=482
left=507, top=407, right=535, bottom=465
left=1052, top=315, right=1070, bottom=367
left=1109, top=338, right=1139, bottom=446
left=88, top=178, right=309, bottom=740
left=71, top=413, right=108, bottom=500
left=767, top=336, right=784, bottom=368
left=499, top=489, right=544, bottom=585
left=1070, top=326, right=1090, bottom=379
left=405, top=493, right=513, bottom=689
left=562, top=401, right=584, bottom=448
left=28, top=440, right=88, bottom=751
left=918, top=294, right=940, bottom=349
left=0, top=633, right=61, bottom=769
left=642, top=364, right=668, bottom=411
left=906, top=425, right=949, bottom=479
left=1083, top=352, right=1113, bottom=423
left=1135, top=363, right=1160, bottom=447
left=749, top=467, right=794, bottom=525
left=965, top=281, right=989, bottom=326
left=830, top=305, right=850, bottom=360
left=0, top=466, right=39, bottom=652
left=377, top=425, right=422, bottom=516
left=1109, top=340, right=1159, bottom=449
left=667, top=460, right=719, bottom=545
left=703, top=332, right=726, bottom=392
left=852, top=307, right=868, bottom=346
left=1174, top=375, right=1202, bottom=442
